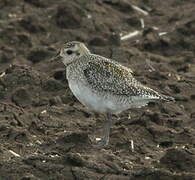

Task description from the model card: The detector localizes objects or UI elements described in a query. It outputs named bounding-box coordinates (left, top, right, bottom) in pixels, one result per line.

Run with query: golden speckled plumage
left=53, top=41, right=174, bottom=147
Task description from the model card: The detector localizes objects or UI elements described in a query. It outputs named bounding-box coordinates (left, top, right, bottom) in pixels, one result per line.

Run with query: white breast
left=68, top=79, right=108, bottom=113
left=68, top=79, right=148, bottom=114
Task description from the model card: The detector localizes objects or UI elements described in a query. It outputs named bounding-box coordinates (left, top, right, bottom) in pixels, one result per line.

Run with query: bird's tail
left=160, top=94, right=175, bottom=102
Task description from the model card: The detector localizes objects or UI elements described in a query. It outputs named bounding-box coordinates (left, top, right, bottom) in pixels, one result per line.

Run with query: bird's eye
left=66, top=50, right=73, bottom=55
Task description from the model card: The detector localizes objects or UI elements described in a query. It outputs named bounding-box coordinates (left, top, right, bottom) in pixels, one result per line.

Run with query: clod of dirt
left=133, top=168, right=195, bottom=180
left=20, top=174, right=39, bottom=180
left=146, top=71, right=168, bottom=81
left=0, top=85, right=6, bottom=99
left=55, top=3, right=85, bottom=29
left=24, top=0, right=46, bottom=8
left=42, top=78, right=66, bottom=92
left=160, top=148, right=195, bottom=172
left=174, top=96, right=189, bottom=102
left=57, top=131, right=91, bottom=146
left=103, top=0, right=134, bottom=13
left=158, top=141, right=173, bottom=148
left=66, top=152, right=86, bottom=167
left=142, top=111, right=163, bottom=125
left=89, top=34, right=120, bottom=47
left=89, top=37, right=108, bottom=46
left=28, top=121, right=46, bottom=135
left=12, top=88, right=31, bottom=108
left=6, top=128, right=29, bottom=143
left=126, top=16, right=141, bottom=28
left=0, top=0, right=16, bottom=8
left=3, top=65, right=41, bottom=88
left=32, top=97, right=49, bottom=107
left=27, top=48, right=51, bottom=63
left=19, top=16, right=46, bottom=33
left=108, top=33, right=121, bottom=46
left=167, top=118, right=183, bottom=128
left=177, top=65, right=189, bottom=73
left=168, top=84, right=181, bottom=94
left=16, top=33, right=32, bottom=47
left=52, top=69, right=68, bottom=86
left=60, top=92, right=75, bottom=104
left=53, top=69, right=66, bottom=81
left=191, top=95, right=195, bottom=100
left=177, top=20, right=195, bottom=36
left=0, top=46, right=15, bottom=63
left=191, top=112, right=195, bottom=119
left=0, top=52, right=11, bottom=64
left=141, top=29, right=172, bottom=56
left=49, top=96, right=62, bottom=106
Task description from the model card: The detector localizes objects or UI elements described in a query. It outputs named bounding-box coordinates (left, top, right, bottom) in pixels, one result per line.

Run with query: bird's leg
left=97, top=112, right=112, bottom=148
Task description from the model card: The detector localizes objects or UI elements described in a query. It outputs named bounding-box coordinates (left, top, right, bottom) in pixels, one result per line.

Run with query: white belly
left=68, top=80, right=129, bottom=114
left=68, top=77, right=150, bottom=114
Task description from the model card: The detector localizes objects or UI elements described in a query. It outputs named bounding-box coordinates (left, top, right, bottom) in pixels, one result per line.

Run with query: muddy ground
left=0, top=0, right=195, bottom=179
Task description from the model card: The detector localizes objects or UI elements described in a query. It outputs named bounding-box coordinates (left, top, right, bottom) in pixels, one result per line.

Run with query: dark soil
left=0, top=0, right=195, bottom=179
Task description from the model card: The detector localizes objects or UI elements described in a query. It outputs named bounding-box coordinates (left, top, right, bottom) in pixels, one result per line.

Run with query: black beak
left=50, top=50, right=62, bottom=62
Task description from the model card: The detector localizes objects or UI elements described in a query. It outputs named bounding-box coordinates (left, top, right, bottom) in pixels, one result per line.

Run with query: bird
left=51, top=41, right=174, bottom=148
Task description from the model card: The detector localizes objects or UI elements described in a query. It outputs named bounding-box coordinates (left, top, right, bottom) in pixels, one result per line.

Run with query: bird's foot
left=94, top=137, right=109, bottom=149
left=89, top=136, right=109, bottom=148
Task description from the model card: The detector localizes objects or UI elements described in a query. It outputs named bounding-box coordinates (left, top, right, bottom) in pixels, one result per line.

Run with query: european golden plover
left=52, top=41, right=174, bottom=147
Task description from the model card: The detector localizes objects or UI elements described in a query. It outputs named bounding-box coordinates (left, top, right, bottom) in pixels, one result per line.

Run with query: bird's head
left=51, top=41, right=90, bottom=65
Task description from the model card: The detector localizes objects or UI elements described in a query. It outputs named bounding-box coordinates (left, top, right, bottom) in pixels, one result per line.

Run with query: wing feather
left=83, top=55, right=164, bottom=100
left=83, top=57, right=141, bottom=96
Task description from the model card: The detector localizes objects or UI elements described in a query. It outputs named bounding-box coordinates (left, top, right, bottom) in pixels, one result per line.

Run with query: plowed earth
left=0, top=0, right=195, bottom=179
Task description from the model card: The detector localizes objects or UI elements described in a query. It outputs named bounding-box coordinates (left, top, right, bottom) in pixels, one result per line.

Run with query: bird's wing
left=83, top=55, right=173, bottom=101
left=83, top=57, right=146, bottom=97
